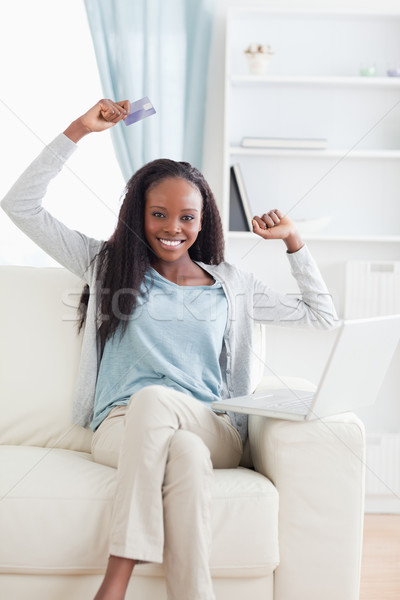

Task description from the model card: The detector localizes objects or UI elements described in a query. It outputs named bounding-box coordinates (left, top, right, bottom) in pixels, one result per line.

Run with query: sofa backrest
left=0, top=266, right=91, bottom=452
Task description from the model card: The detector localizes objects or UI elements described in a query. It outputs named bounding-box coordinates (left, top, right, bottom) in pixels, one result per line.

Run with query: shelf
left=304, top=234, right=400, bottom=243
left=229, top=7, right=400, bottom=18
left=229, top=147, right=400, bottom=159
left=230, top=75, right=400, bottom=88
left=227, top=232, right=400, bottom=243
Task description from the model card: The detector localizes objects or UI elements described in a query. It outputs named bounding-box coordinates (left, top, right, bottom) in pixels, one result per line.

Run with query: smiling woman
left=144, top=178, right=204, bottom=272
left=0, top=0, right=124, bottom=266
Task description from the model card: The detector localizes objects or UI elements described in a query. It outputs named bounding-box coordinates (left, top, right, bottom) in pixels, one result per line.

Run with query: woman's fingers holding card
left=117, top=99, right=130, bottom=116
left=99, top=99, right=128, bottom=122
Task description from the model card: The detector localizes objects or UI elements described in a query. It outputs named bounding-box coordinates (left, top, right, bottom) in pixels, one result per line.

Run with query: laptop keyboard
left=266, top=395, right=314, bottom=414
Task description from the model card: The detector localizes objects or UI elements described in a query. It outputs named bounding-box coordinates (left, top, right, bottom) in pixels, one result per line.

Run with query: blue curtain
left=84, top=0, right=215, bottom=181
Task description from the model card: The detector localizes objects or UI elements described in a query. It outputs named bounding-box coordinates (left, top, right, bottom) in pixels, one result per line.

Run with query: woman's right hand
left=63, top=99, right=130, bottom=143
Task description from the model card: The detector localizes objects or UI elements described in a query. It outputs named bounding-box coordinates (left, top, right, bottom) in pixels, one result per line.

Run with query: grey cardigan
left=1, top=134, right=337, bottom=442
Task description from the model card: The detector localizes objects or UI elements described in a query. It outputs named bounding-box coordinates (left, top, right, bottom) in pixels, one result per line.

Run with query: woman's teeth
left=159, top=239, right=183, bottom=246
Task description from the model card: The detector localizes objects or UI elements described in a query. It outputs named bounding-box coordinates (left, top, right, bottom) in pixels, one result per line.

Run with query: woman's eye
left=182, top=215, right=194, bottom=221
left=152, top=212, right=165, bottom=218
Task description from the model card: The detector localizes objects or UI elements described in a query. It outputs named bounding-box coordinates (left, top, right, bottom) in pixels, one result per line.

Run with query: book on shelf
left=229, top=164, right=253, bottom=232
left=241, top=137, right=328, bottom=150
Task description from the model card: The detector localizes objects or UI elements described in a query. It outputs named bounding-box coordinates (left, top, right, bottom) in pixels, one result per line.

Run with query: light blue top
left=91, top=268, right=228, bottom=430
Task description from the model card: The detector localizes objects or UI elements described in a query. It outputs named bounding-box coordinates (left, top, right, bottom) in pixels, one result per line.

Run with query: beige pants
left=91, top=384, right=243, bottom=600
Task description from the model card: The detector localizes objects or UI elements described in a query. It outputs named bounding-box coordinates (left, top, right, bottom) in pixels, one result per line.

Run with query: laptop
left=211, top=315, right=400, bottom=421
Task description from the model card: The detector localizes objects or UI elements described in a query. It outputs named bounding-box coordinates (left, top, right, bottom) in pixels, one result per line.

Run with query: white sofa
left=0, top=266, right=366, bottom=600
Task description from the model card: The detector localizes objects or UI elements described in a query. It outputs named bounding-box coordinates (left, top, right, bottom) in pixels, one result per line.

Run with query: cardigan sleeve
left=252, top=245, right=338, bottom=329
left=1, top=133, right=102, bottom=280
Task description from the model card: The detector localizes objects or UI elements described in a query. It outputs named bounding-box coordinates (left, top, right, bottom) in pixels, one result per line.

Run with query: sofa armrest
left=248, top=411, right=365, bottom=600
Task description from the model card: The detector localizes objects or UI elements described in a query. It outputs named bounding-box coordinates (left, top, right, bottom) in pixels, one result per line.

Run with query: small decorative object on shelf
left=244, top=43, right=274, bottom=75
left=387, top=67, right=400, bottom=77
left=360, top=63, right=376, bottom=77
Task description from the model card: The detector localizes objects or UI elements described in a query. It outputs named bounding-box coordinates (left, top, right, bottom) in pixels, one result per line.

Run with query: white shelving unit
left=223, top=8, right=400, bottom=242
left=224, top=8, right=400, bottom=514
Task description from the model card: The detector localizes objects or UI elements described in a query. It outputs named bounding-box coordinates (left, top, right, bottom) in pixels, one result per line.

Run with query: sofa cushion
left=0, top=266, right=91, bottom=452
left=0, top=446, right=279, bottom=577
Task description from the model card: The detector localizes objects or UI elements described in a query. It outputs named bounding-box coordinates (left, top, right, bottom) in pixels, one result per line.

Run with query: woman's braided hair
left=78, top=158, right=225, bottom=350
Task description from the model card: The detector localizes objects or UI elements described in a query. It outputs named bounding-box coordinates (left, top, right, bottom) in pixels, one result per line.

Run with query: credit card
left=124, top=96, right=156, bottom=126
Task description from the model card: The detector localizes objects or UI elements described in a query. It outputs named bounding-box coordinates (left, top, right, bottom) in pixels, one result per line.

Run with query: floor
left=359, top=514, right=400, bottom=600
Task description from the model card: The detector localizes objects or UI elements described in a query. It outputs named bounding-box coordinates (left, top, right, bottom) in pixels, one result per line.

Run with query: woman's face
left=144, top=177, right=203, bottom=264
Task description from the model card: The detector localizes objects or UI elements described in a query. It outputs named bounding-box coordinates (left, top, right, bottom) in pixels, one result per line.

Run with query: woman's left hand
left=252, top=209, right=304, bottom=253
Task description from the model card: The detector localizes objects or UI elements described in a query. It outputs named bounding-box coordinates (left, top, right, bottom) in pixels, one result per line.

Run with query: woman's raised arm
left=1, top=99, right=129, bottom=278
